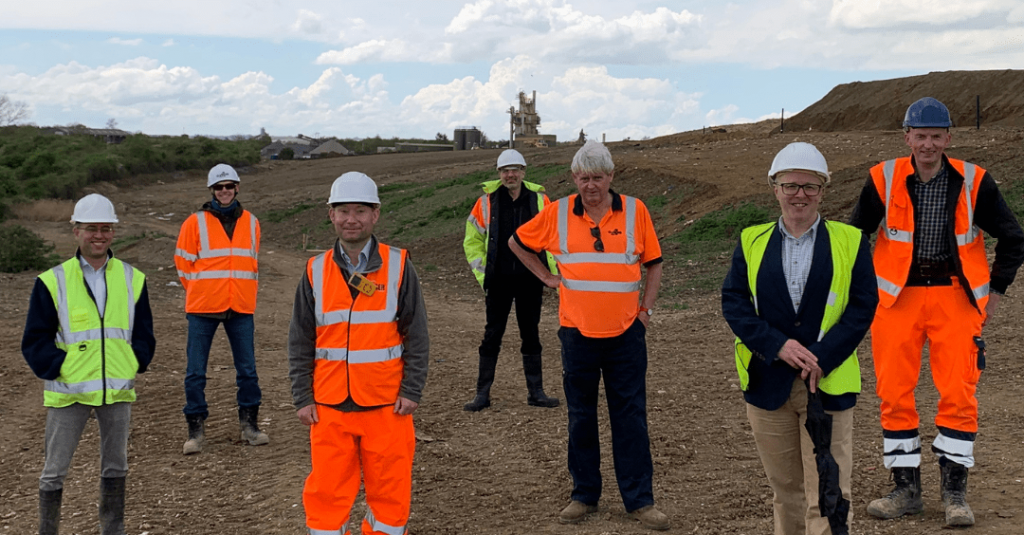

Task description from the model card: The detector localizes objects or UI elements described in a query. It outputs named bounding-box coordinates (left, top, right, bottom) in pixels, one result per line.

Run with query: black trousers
left=479, top=274, right=544, bottom=358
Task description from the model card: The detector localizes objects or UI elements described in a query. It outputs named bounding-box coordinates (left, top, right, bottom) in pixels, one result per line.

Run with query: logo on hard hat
left=217, top=171, right=231, bottom=178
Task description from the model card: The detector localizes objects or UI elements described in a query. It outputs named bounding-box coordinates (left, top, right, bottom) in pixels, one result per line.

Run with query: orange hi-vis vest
left=870, top=157, right=990, bottom=310
left=553, top=194, right=645, bottom=337
left=175, top=210, right=259, bottom=314
left=307, top=244, right=407, bottom=406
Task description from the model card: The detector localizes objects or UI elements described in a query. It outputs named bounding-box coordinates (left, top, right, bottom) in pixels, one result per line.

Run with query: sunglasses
left=212, top=183, right=237, bottom=191
left=590, top=226, right=604, bottom=252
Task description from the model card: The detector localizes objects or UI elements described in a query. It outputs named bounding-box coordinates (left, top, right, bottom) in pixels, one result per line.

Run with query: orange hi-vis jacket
left=870, top=157, right=990, bottom=311
left=516, top=193, right=661, bottom=338
left=175, top=210, right=260, bottom=314
left=307, top=243, right=407, bottom=406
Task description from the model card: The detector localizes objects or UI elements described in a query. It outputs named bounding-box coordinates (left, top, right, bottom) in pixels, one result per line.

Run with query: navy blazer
left=721, top=220, right=878, bottom=411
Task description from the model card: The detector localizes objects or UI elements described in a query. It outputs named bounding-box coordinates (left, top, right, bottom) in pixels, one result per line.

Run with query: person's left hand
left=394, top=397, right=419, bottom=415
left=638, top=311, right=650, bottom=328
left=983, top=293, right=1002, bottom=329
left=803, top=365, right=825, bottom=394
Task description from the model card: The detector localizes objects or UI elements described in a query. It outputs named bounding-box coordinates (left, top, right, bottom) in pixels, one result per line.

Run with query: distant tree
left=435, top=132, right=449, bottom=142
left=106, top=118, right=118, bottom=129
left=0, top=94, right=30, bottom=126
left=479, top=132, right=490, bottom=146
left=578, top=130, right=586, bottom=143
left=278, top=147, right=295, bottom=160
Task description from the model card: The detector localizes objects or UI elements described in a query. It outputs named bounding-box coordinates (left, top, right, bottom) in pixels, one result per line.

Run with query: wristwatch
left=639, top=306, right=653, bottom=317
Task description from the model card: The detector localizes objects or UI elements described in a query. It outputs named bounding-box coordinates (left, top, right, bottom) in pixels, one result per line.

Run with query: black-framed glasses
left=590, top=226, right=604, bottom=252
left=212, top=183, right=237, bottom=191
left=776, top=182, right=822, bottom=196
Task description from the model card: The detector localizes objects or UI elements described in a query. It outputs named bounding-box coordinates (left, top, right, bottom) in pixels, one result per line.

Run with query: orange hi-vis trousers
left=304, top=405, right=415, bottom=535
left=872, top=279, right=984, bottom=469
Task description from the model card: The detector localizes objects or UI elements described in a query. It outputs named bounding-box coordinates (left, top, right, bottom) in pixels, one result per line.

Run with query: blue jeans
left=559, top=320, right=654, bottom=512
left=183, top=313, right=262, bottom=419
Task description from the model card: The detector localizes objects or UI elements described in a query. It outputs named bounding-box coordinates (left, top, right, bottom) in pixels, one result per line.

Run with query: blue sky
left=3, top=1, right=1022, bottom=141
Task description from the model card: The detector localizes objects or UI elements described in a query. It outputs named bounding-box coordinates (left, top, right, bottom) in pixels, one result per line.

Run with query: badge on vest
left=348, top=272, right=376, bottom=297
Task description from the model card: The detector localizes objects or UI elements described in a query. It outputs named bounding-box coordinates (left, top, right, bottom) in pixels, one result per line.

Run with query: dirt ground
left=3, top=127, right=1024, bottom=535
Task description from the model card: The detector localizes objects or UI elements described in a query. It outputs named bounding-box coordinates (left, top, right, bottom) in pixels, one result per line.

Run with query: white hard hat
left=71, top=194, right=119, bottom=224
left=207, top=164, right=240, bottom=187
left=327, top=172, right=380, bottom=205
left=768, top=142, right=830, bottom=185
left=496, top=149, right=527, bottom=170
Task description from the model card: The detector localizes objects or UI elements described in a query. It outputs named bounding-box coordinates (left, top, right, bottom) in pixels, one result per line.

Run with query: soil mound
left=787, top=69, right=1024, bottom=132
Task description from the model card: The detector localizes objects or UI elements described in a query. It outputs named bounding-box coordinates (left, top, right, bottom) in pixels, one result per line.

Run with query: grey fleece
left=288, top=236, right=430, bottom=411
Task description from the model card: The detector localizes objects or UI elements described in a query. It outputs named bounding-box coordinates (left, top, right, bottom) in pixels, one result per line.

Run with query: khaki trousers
left=746, top=381, right=853, bottom=535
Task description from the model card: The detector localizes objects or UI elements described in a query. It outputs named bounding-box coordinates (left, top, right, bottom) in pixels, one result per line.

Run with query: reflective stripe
left=956, top=162, right=980, bottom=246
left=175, top=248, right=198, bottom=262
left=52, top=264, right=71, bottom=345
left=469, top=258, right=484, bottom=272
left=52, top=264, right=135, bottom=345
left=817, top=289, right=838, bottom=342
left=307, top=528, right=344, bottom=535
left=555, top=252, right=639, bottom=264
left=932, top=434, right=975, bottom=468
left=467, top=213, right=486, bottom=235
left=315, top=345, right=404, bottom=363
left=180, top=270, right=258, bottom=280
left=123, top=261, right=136, bottom=335
left=883, top=435, right=922, bottom=469
left=312, top=248, right=402, bottom=328
left=561, top=278, right=641, bottom=293
left=195, top=211, right=258, bottom=260
left=480, top=194, right=489, bottom=228
left=880, top=159, right=913, bottom=242
left=44, top=378, right=134, bottom=395
left=556, top=196, right=640, bottom=265
left=972, top=282, right=989, bottom=300
left=876, top=275, right=901, bottom=297
left=61, top=327, right=132, bottom=343
left=365, top=509, right=406, bottom=535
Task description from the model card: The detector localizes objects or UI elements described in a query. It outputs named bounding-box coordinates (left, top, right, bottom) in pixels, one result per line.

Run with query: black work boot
left=182, top=414, right=205, bottom=455
left=464, top=353, right=498, bottom=411
left=238, top=406, right=270, bottom=446
left=866, top=466, right=923, bottom=519
left=98, top=477, right=126, bottom=535
left=39, top=488, right=62, bottom=535
left=941, top=460, right=975, bottom=527
left=523, top=354, right=560, bottom=408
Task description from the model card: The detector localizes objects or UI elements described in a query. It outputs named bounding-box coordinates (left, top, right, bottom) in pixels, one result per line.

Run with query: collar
left=572, top=189, right=622, bottom=216
left=777, top=214, right=821, bottom=240
left=75, top=248, right=113, bottom=271
left=333, top=235, right=382, bottom=273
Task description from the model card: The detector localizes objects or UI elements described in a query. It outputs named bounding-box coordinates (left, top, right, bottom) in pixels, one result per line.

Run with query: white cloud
left=107, top=37, right=143, bottom=46
left=161, top=39, right=175, bottom=47
left=828, top=0, right=1013, bottom=30
left=705, top=105, right=739, bottom=126
left=317, top=39, right=454, bottom=65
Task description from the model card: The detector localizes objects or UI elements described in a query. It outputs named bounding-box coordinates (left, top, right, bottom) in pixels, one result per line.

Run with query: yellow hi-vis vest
left=37, top=257, right=145, bottom=408
left=733, top=220, right=862, bottom=396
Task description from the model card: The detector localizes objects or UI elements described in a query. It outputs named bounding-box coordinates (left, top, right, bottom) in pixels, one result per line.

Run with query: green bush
left=278, top=147, right=294, bottom=160
left=677, top=203, right=773, bottom=244
left=0, top=224, right=60, bottom=272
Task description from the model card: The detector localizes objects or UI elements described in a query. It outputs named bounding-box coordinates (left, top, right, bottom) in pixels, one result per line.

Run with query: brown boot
left=867, top=467, right=923, bottom=519
left=941, top=461, right=975, bottom=527
left=239, top=406, right=269, bottom=446
left=558, top=500, right=597, bottom=524
left=182, top=414, right=205, bottom=455
left=631, top=505, right=671, bottom=531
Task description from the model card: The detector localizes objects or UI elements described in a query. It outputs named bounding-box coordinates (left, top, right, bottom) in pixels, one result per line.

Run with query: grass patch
left=263, top=203, right=315, bottom=223
left=0, top=224, right=60, bottom=272
left=1005, top=180, right=1024, bottom=221
left=648, top=195, right=667, bottom=209
left=111, top=230, right=168, bottom=250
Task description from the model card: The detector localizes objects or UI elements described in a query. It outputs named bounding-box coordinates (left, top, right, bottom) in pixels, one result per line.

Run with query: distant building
left=262, top=141, right=315, bottom=160
left=509, top=91, right=556, bottom=149
left=50, top=126, right=130, bottom=144
left=394, top=142, right=454, bottom=153
left=453, top=127, right=483, bottom=150
left=309, top=140, right=353, bottom=158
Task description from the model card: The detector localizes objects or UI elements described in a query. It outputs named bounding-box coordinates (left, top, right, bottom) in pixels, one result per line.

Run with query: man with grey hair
left=511, top=140, right=669, bottom=530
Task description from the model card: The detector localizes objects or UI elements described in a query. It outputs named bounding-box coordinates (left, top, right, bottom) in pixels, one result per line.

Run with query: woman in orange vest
left=850, top=97, right=1024, bottom=527
left=288, top=172, right=430, bottom=535
left=174, top=164, right=268, bottom=455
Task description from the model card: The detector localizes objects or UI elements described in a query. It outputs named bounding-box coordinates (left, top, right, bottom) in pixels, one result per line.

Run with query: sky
left=3, top=1, right=1023, bottom=141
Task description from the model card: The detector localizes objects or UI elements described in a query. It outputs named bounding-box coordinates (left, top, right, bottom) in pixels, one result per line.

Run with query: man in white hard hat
left=22, top=193, right=156, bottom=535
left=174, top=163, right=268, bottom=455
left=462, top=148, right=560, bottom=411
left=288, top=172, right=429, bottom=535
left=723, top=142, right=877, bottom=535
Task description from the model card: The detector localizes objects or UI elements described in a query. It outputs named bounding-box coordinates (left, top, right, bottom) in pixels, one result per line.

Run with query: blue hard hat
left=903, top=97, right=952, bottom=128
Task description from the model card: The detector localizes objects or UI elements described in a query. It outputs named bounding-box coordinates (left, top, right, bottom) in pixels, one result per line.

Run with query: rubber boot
left=866, top=466, right=923, bottom=519
left=98, top=477, right=125, bottom=535
left=39, top=488, right=61, bottom=535
left=941, top=460, right=975, bottom=527
left=239, top=406, right=270, bottom=446
left=523, top=354, right=559, bottom=408
left=464, top=353, right=498, bottom=411
left=182, top=414, right=205, bottom=455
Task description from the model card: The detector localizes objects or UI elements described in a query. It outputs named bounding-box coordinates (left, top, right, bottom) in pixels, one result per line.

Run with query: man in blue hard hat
left=850, top=97, right=1024, bottom=527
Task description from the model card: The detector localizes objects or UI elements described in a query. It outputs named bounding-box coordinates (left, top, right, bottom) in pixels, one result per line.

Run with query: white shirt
left=778, top=215, right=820, bottom=313
left=78, top=254, right=110, bottom=317
left=341, top=240, right=374, bottom=273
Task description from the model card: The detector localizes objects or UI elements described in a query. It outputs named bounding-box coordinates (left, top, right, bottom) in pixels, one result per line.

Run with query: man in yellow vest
left=22, top=194, right=156, bottom=535
left=723, top=143, right=877, bottom=535
left=851, top=97, right=1024, bottom=527
left=288, top=172, right=430, bottom=535
left=462, top=149, right=559, bottom=411
left=174, top=163, right=267, bottom=455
